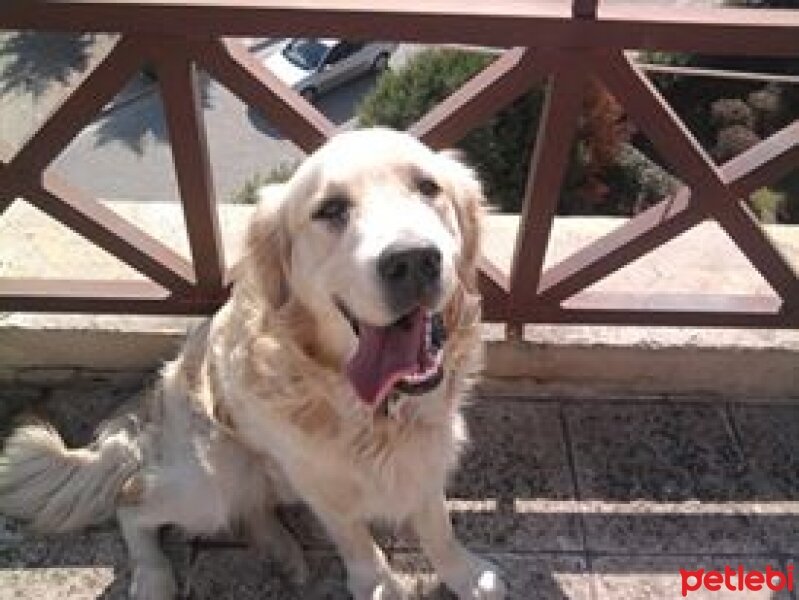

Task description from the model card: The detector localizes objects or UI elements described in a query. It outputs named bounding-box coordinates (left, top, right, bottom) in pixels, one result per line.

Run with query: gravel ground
left=1, top=374, right=797, bottom=599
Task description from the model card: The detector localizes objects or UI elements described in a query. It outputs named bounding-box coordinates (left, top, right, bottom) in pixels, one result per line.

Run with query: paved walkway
left=1, top=375, right=797, bottom=599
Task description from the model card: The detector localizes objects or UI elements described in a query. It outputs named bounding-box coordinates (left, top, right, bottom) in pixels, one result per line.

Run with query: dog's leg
left=315, top=510, right=406, bottom=600
left=246, top=509, right=309, bottom=586
left=411, top=494, right=506, bottom=600
left=118, top=507, right=177, bottom=600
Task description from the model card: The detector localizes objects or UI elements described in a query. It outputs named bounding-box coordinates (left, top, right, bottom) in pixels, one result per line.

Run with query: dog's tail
left=0, top=418, right=142, bottom=533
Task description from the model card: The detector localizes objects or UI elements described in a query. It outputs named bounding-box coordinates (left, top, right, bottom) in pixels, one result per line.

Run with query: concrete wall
left=2, top=200, right=797, bottom=399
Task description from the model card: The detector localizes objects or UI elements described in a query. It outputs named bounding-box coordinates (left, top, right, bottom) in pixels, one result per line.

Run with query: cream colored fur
left=0, top=129, right=506, bottom=600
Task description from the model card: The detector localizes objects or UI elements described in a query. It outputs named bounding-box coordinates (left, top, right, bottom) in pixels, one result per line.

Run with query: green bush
left=599, top=145, right=680, bottom=215
left=714, top=124, right=761, bottom=162
left=230, top=162, right=299, bottom=204
left=358, top=48, right=681, bottom=216
left=749, top=187, right=784, bottom=223
left=710, top=98, right=755, bottom=129
left=359, top=49, right=494, bottom=130
left=633, top=1, right=799, bottom=223
left=358, top=48, right=546, bottom=212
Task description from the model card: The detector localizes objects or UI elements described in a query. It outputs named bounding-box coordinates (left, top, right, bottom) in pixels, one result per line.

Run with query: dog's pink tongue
left=346, top=308, right=425, bottom=405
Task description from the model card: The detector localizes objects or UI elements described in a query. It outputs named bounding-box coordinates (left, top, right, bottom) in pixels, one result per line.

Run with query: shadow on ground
left=0, top=32, right=94, bottom=99
left=91, top=72, right=213, bottom=155
left=1, top=30, right=210, bottom=156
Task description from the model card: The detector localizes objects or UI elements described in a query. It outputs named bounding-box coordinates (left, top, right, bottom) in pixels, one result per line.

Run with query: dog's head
left=241, top=128, right=483, bottom=408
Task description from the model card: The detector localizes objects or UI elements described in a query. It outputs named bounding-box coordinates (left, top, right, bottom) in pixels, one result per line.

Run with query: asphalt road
left=51, top=47, right=388, bottom=204
left=0, top=33, right=423, bottom=205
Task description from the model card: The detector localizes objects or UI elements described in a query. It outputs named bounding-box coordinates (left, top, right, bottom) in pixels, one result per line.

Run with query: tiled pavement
left=1, top=377, right=798, bottom=599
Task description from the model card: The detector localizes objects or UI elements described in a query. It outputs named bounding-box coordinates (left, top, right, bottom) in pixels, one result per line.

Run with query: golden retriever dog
left=0, top=128, right=506, bottom=600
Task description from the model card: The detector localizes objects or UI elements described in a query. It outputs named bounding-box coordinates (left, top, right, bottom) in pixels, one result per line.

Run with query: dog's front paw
left=463, top=562, right=507, bottom=599
left=350, top=571, right=409, bottom=600
left=446, top=557, right=507, bottom=600
left=129, top=565, right=177, bottom=600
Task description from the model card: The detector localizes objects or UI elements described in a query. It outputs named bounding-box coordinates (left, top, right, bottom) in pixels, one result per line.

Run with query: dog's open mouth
left=340, top=303, right=446, bottom=407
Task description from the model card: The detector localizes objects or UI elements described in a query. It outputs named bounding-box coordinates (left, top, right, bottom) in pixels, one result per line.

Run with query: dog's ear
left=242, top=183, right=291, bottom=309
left=439, top=149, right=484, bottom=295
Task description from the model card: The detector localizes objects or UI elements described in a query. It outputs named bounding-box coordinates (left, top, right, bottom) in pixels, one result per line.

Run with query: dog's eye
left=313, top=196, right=351, bottom=225
left=416, top=176, right=441, bottom=198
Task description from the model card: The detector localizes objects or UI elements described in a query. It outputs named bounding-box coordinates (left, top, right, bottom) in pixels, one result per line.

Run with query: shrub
left=713, top=125, right=761, bottom=162
left=359, top=48, right=544, bottom=212
left=635, top=51, right=693, bottom=92
left=633, top=1, right=799, bottom=223
left=359, top=49, right=494, bottom=130
left=230, top=162, right=299, bottom=204
left=358, top=48, right=676, bottom=215
left=747, top=84, right=785, bottom=135
left=710, top=98, right=755, bottom=129
left=558, top=144, right=680, bottom=216
left=582, top=81, right=630, bottom=173
left=749, top=187, right=784, bottom=223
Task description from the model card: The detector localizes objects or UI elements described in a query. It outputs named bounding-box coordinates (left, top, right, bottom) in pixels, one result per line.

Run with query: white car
left=264, top=38, right=397, bottom=101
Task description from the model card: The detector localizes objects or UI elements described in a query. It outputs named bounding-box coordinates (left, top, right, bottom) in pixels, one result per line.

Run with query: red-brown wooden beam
left=412, top=48, right=553, bottom=149
left=482, top=288, right=797, bottom=328
left=527, top=292, right=795, bottom=328
left=6, top=281, right=792, bottom=325
left=0, top=160, right=15, bottom=216
left=155, top=43, right=226, bottom=290
left=197, top=38, right=335, bottom=153
left=509, top=62, right=588, bottom=309
left=573, top=0, right=598, bottom=19
left=0, top=279, right=226, bottom=314
left=2, top=2, right=799, bottom=57
left=478, top=256, right=510, bottom=321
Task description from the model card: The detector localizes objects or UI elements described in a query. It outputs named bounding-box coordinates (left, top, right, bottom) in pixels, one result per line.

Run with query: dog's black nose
left=378, top=243, right=442, bottom=307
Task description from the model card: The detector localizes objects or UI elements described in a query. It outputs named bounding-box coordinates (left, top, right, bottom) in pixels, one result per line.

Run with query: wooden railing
left=1, top=1, right=798, bottom=328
